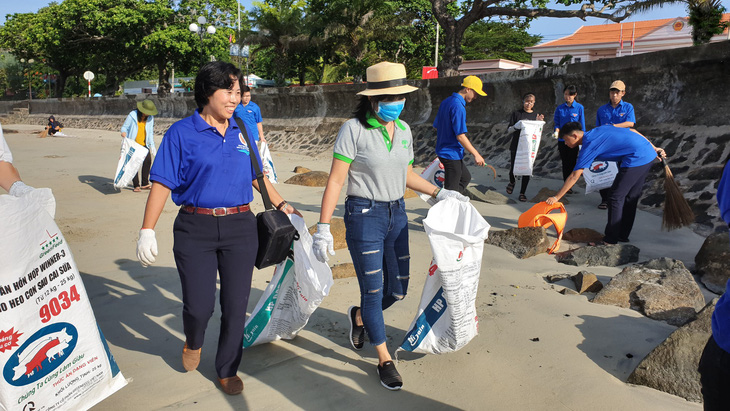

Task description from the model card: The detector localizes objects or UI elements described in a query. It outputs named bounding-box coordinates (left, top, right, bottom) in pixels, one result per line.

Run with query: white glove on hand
left=436, top=189, right=470, bottom=203
left=513, top=120, right=523, bottom=130
left=312, top=223, right=335, bottom=263
left=137, top=229, right=158, bottom=267
left=553, top=131, right=559, bottom=139
left=8, top=181, right=34, bottom=197
left=507, top=126, right=515, bottom=133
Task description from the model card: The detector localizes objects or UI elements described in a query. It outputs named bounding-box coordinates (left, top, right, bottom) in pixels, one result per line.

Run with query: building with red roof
left=525, top=14, right=729, bottom=67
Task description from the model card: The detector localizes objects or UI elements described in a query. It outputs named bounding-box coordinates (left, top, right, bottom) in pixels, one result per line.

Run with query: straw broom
left=660, top=158, right=695, bottom=230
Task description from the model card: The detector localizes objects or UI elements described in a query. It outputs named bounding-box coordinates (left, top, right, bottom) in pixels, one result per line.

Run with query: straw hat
left=137, top=99, right=158, bottom=116
left=357, top=62, right=418, bottom=96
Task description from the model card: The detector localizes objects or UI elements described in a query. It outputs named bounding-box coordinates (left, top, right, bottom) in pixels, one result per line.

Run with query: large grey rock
left=563, top=228, right=604, bottom=244
left=592, top=258, right=706, bottom=326
left=486, top=227, right=550, bottom=259
left=695, top=232, right=730, bottom=294
left=572, top=271, right=603, bottom=293
left=529, top=187, right=569, bottom=204
left=285, top=171, right=329, bottom=187
left=627, top=299, right=716, bottom=402
left=555, top=244, right=640, bottom=267
left=466, top=184, right=515, bottom=205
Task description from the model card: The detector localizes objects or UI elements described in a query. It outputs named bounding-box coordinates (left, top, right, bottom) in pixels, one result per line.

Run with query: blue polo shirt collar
left=453, top=92, right=466, bottom=106
left=192, top=109, right=240, bottom=134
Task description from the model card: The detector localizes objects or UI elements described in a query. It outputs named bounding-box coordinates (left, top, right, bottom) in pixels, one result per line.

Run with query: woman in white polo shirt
left=312, top=62, right=468, bottom=390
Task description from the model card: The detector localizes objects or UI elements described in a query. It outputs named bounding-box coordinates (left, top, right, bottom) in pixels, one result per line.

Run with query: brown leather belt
left=180, top=204, right=250, bottom=217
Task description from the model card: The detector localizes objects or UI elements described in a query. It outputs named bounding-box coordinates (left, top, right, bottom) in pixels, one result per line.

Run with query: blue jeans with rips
left=344, top=196, right=410, bottom=346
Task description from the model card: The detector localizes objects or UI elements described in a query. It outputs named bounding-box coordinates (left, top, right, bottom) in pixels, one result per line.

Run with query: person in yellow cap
left=433, top=75, right=487, bottom=194
left=121, top=99, right=158, bottom=192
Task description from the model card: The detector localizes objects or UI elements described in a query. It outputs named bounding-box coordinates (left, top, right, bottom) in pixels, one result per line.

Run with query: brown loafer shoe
left=218, top=375, right=244, bottom=395
left=182, top=343, right=201, bottom=372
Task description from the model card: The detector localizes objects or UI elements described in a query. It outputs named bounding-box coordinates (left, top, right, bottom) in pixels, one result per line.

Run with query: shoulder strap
left=233, top=116, right=273, bottom=210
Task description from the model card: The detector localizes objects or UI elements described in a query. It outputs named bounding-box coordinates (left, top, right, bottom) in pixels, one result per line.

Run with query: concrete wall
left=5, top=41, right=730, bottom=234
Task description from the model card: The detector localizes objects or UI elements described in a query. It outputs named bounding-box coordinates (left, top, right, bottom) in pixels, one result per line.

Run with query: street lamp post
left=189, top=16, right=216, bottom=62
left=20, top=58, right=35, bottom=100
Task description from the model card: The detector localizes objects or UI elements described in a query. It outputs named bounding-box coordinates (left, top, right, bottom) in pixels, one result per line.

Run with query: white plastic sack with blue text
left=398, top=198, right=490, bottom=356
left=0, top=191, right=126, bottom=411
left=113, top=137, right=149, bottom=190
left=243, top=215, right=333, bottom=348
left=512, top=120, right=544, bottom=177
left=583, top=160, right=618, bottom=194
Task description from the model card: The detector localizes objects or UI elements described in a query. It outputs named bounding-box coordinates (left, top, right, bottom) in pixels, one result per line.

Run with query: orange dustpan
left=518, top=201, right=567, bottom=254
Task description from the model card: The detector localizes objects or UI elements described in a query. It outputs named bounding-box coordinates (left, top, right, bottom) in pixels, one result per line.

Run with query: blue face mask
left=376, top=100, right=405, bottom=122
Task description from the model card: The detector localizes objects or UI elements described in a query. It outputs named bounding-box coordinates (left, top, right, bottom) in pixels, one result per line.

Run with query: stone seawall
left=4, top=41, right=729, bottom=234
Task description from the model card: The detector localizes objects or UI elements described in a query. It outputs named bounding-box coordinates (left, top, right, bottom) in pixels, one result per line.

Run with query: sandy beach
left=1, top=123, right=707, bottom=410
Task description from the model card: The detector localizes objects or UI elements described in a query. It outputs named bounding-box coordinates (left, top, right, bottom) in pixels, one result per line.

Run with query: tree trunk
left=157, top=61, right=171, bottom=97
left=438, top=22, right=464, bottom=77
left=55, top=72, right=68, bottom=98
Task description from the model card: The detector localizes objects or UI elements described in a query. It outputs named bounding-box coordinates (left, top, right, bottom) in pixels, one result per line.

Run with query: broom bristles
left=662, top=163, right=695, bottom=230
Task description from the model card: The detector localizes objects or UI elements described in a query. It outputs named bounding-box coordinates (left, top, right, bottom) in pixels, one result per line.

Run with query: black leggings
left=558, top=141, right=579, bottom=181
left=132, top=151, right=152, bottom=188
left=508, top=149, right=530, bottom=195
left=439, top=157, right=471, bottom=194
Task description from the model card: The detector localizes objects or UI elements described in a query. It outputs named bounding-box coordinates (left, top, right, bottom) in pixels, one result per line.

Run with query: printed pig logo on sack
left=3, top=323, right=78, bottom=386
left=589, top=161, right=610, bottom=174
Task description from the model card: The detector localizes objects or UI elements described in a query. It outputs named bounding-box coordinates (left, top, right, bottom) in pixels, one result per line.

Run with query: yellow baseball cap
left=461, top=75, right=487, bottom=96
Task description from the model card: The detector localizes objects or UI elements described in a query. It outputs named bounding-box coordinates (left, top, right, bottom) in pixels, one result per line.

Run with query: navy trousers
left=699, top=335, right=730, bottom=410
left=173, top=209, right=258, bottom=378
left=439, top=157, right=471, bottom=195
left=603, top=162, right=652, bottom=244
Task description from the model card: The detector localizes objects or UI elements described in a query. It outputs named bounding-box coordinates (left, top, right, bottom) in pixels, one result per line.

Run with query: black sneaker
left=377, top=361, right=403, bottom=391
left=348, top=306, right=365, bottom=350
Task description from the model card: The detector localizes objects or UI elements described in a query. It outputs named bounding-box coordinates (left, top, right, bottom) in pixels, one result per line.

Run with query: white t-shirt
left=0, top=123, right=13, bottom=163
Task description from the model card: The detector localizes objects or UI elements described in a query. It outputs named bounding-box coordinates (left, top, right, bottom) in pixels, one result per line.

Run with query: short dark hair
left=194, top=61, right=241, bottom=110
left=563, top=85, right=577, bottom=95
left=241, top=85, right=251, bottom=93
left=353, top=94, right=401, bottom=126
left=522, top=92, right=535, bottom=101
left=559, top=121, right=583, bottom=139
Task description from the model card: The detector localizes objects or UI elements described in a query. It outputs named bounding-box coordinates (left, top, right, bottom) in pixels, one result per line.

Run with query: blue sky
left=0, top=1, right=726, bottom=43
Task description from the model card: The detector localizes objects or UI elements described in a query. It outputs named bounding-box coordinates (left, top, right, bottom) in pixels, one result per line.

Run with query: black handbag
left=233, top=117, right=299, bottom=269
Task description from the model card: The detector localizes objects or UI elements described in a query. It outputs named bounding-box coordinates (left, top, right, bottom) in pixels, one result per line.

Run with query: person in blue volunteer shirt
left=233, top=85, right=265, bottom=143
left=698, top=156, right=730, bottom=410
left=553, top=85, right=585, bottom=187
left=135, top=62, right=299, bottom=396
left=433, top=75, right=487, bottom=194
left=546, top=122, right=665, bottom=244
left=595, top=80, right=637, bottom=210
left=312, top=61, right=468, bottom=391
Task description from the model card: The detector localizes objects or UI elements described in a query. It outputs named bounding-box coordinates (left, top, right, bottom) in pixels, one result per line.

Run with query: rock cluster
left=486, top=227, right=549, bottom=259
left=592, top=258, right=705, bottom=326
left=695, top=231, right=730, bottom=294
left=285, top=171, right=329, bottom=187
left=555, top=244, right=640, bottom=267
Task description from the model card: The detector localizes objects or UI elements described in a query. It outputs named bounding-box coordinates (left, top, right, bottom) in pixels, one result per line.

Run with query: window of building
left=574, top=57, right=582, bottom=63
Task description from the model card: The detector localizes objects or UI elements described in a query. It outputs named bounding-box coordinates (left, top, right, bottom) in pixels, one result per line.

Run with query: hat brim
left=472, top=88, right=487, bottom=96
left=137, top=102, right=158, bottom=116
left=357, top=84, right=419, bottom=96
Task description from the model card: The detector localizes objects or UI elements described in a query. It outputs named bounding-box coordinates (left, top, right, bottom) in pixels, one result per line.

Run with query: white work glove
left=436, top=189, right=470, bottom=203
left=513, top=120, right=523, bottom=130
left=553, top=131, right=559, bottom=139
left=507, top=126, right=515, bottom=133
left=8, top=181, right=34, bottom=197
left=137, top=229, right=158, bottom=267
left=312, top=223, right=335, bottom=263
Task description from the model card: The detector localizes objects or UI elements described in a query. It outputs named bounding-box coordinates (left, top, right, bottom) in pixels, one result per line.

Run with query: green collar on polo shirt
left=365, top=112, right=405, bottom=152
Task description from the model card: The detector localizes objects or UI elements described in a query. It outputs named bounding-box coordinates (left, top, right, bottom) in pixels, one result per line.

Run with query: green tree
left=430, top=0, right=635, bottom=76
left=461, top=21, right=541, bottom=63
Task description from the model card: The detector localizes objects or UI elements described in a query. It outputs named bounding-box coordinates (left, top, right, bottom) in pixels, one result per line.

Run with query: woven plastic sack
left=418, top=158, right=446, bottom=206
left=243, top=215, right=333, bottom=348
left=0, top=190, right=126, bottom=411
left=397, top=198, right=490, bottom=357
left=113, top=138, right=149, bottom=190
left=583, top=160, right=618, bottom=194
left=512, top=120, right=545, bottom=176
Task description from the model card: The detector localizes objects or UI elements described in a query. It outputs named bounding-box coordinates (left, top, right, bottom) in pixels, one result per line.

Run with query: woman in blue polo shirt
left=553, top=85, right=585, bottom=186
left=135, top=61, right=299, bottom=396
left=311, top=62, right=467, bottom=391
